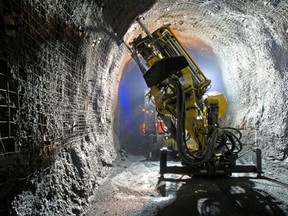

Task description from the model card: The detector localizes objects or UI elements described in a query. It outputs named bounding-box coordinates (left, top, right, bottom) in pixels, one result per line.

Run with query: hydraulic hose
left=169, top=76, right=243, bottom=166
left=170, top=77, right=195, bottom=165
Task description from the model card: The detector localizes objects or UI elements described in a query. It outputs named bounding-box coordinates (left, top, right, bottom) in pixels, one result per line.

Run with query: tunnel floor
left=88, top=154, right=288, bottom=216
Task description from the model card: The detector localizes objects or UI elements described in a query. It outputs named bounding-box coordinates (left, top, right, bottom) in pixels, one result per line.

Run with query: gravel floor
left=88, top=154, right=288, bottom=216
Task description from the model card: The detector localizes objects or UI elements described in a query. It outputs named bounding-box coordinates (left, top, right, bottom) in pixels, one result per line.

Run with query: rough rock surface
left=0, top=0, right=286, bottom=215
left=88, top=155, right=288, bottom=216
left=0, top=0, right=123, bottom=215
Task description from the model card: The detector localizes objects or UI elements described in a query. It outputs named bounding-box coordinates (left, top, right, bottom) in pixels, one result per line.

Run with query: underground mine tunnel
left=0, top=0, right=288, bottom=215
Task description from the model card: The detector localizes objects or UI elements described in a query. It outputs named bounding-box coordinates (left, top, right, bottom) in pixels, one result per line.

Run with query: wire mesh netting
left=0, top=0, right=87, bottom=156
left=0, top=0, right=118, bottom=188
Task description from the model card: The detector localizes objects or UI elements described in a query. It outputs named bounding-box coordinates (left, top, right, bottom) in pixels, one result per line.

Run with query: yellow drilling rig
left=122, top=16, right=261, bottom=177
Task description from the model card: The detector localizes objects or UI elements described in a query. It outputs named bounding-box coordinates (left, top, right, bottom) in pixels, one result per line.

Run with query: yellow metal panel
left=204, top=91, right=227, bottom=118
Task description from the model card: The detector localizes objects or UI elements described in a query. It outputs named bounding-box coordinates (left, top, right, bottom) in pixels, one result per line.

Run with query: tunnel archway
left=0, top=1, right=287, bottom=214
left=122, top=0, right=288, bottom=160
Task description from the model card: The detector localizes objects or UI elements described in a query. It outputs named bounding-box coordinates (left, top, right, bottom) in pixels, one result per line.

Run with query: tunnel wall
left=0, top=1, right=124, bottom=214
left=0, top=0, right=287, bottom=214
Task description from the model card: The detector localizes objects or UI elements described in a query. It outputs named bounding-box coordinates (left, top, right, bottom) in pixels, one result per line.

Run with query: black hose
left=170, top=77, right=196, bottom=165
left=212, top=127, right=243, bottom=156
left=169, top=76, right=243, bottom=166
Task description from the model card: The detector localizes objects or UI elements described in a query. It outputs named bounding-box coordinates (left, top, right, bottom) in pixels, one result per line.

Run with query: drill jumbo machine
left=122, top=16, right=262, bottom=180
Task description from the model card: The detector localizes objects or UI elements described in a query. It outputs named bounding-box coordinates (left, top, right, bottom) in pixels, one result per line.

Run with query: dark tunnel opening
left=118, top=59, right=149, bottom=155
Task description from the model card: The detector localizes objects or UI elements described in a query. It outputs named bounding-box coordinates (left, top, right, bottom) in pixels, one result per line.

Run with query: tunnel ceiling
left=0, top=0, right=287, bottom=215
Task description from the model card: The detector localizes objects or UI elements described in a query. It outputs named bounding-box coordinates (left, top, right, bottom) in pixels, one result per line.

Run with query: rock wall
left=0, top=0, right=124, bottom=214
left=0, top=0, right=287, bottom=215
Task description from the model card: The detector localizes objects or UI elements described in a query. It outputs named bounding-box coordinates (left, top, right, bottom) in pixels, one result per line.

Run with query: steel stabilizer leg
left=254, top=148, right=262, bottom=177
left=157, top=148, right=168, bottom=197
left=156, top=178, right=166, bottom=197
left=160, top=148, right=168, bottom=178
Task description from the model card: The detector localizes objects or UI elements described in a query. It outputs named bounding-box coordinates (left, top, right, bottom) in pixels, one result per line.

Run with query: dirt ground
left=88, top=154, right=288, bottom=216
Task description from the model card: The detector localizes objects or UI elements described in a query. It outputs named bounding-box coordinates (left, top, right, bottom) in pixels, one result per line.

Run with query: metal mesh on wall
left=0, top=0, right=126, bottom=213
left=0, top=0, right=103, bottom=181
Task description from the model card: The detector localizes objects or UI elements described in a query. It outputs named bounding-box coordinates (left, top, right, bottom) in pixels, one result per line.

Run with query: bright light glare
left=188, top=48, right=225, bottom=94
left=118, top=60, right=149, bottom=152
